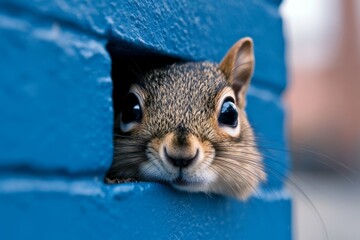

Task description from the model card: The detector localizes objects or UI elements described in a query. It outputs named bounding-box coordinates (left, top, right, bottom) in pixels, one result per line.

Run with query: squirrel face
left=108, top=38, right=266, bottom=200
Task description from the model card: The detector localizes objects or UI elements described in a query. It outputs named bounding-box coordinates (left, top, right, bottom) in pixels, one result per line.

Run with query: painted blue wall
left=0, top=0, right=291, bottom=239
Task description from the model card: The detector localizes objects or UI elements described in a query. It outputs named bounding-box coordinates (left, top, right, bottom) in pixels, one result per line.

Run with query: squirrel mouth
left=172, top=170, right=190, bottom=186
left=172, top=177, right=189, bottom=186
left=170, top=169, right=203, bottom=187
left=171, top=175, right=202, bottom=187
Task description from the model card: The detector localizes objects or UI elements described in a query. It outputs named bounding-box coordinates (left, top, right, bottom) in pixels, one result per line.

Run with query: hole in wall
left=106, top=41, right=183, bottom=132
left=104, top=40, right=183, bottom=183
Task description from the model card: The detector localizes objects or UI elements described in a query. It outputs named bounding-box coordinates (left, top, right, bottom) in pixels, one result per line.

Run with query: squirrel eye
left=121, top=93, right=142, bottom=124
left=218, top=97, right=238, bottom=128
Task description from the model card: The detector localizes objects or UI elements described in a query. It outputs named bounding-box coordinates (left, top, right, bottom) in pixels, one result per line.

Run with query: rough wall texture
left=0, top=0, right=291, bottom=239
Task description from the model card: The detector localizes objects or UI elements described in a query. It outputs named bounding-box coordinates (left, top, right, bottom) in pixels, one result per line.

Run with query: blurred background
left=281, top=0, right=360, bottom=239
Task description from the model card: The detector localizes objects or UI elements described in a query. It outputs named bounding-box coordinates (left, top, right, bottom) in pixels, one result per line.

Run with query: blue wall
left=0, top=0, right=291, bottom=239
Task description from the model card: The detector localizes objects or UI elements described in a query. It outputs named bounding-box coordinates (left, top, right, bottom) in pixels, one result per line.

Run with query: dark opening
left=106, top=41, right=183, bottom=132
left=105, top=40, right=183, bottom=182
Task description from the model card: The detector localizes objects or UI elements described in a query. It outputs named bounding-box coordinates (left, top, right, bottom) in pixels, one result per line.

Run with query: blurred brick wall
left=283, top=0, right=360, bottom=170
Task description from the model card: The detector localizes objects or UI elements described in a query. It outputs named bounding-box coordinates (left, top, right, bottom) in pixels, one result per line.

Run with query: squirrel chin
left=170, top=180, right=210, bottom=193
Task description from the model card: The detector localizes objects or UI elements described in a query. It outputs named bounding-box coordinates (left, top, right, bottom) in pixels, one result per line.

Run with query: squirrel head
left=108, top=37, right=265, bottom=200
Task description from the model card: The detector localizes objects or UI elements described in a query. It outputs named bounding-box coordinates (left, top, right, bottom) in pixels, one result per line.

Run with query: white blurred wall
left=281, top=1, right=360, bottom=239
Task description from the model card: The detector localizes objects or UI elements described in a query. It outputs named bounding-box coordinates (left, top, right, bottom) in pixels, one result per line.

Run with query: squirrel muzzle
left=160, top=132, right=202, bottom=169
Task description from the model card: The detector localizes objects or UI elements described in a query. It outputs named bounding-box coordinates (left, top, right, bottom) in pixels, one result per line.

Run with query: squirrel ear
left=220, top=37, right=254, bottom=108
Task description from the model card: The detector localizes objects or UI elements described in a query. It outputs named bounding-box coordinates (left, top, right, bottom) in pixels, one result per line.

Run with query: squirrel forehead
left=141, top=62, right=227, bottom=101
left=136, top=62, right=229, bottom=134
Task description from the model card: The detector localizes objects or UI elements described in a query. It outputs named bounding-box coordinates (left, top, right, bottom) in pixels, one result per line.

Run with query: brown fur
left=107, top=38, right=265, bottom=200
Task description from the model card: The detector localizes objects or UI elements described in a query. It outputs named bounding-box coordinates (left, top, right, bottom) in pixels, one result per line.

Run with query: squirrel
left=106, top=37, right=266, bottom=200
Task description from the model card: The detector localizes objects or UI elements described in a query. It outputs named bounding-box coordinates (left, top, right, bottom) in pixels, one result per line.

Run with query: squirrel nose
left=164, top=147, right=199, bottom=168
